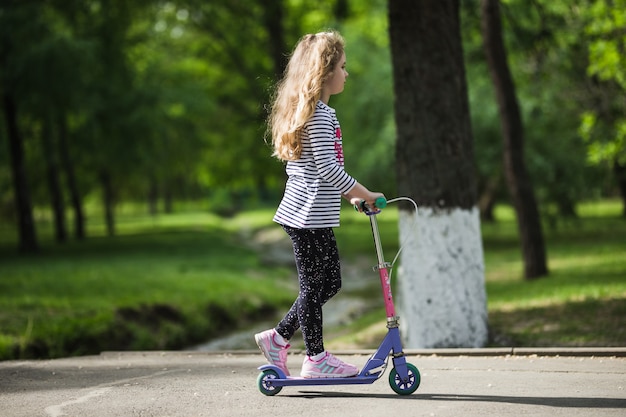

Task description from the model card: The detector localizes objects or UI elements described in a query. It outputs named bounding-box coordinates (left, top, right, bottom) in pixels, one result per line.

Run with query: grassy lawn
left=0, top=208, right=296, bottom=360
left=330, top=200, right=626, bottom=349
left=483, top=201, right=626, bottom=347
left=0, top=200, right=624, bottom=360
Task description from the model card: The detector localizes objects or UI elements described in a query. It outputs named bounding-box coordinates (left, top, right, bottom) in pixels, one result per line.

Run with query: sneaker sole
left=301, top=371, right=358, bottom=379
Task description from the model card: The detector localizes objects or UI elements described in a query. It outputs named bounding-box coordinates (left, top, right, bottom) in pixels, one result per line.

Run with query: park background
left=0, top=0, right=624, bottom=360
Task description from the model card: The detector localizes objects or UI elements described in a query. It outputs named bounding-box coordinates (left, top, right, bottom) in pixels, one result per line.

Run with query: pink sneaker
left=301, top=352, right=358, bottom=378
left=254, top=329, right=290, bottom=376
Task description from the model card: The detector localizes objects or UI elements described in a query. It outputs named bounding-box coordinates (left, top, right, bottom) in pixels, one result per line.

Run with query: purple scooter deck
left=257, top=364, right=382, bottom=386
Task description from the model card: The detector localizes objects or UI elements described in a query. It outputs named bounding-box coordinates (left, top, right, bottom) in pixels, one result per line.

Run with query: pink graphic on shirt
left=334, top=127, right=344, bottom=165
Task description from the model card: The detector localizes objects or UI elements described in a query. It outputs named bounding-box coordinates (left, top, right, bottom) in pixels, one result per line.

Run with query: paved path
left=1, top=349, right=625, bottom=417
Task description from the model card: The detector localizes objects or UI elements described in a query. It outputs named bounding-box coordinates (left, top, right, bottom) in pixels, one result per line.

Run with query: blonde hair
left=267, top=31, right=345, bottom=161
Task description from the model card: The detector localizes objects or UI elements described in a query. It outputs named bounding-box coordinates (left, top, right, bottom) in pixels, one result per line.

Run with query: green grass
left=483, top=200, right=626, bottom=346
left=0, top=208, right=295, bottom=360
left=0, top=199, right=624, bottom=359
left=329, top=199, right=626, bottom=349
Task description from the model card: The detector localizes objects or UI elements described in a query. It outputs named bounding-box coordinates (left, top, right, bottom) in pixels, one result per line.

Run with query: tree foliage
left=461, top=0, right=625, bottom=219
left=0, top=0, right=623, bottom=251
left=579, top=0, right=626, bottom=178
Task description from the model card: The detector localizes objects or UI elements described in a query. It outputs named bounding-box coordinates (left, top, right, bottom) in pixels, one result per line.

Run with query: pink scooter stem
left=368, top=212, right=397, bottom=319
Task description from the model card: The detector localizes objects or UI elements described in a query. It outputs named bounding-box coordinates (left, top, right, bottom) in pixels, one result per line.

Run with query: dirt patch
left=116, top=304, right=183, bottom=329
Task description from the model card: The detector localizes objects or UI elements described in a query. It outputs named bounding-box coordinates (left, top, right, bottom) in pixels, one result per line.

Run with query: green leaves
left=1, top=0, right=625, bottom=239
left=580, top=1, right=626, bottom=166
left=585, top=0, right=626, bottom=88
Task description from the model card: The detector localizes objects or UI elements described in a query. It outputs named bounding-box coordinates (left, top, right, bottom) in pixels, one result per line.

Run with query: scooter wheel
left=257, top=369, right=283, bottom=396
left=388, top=363, right=420, bottom=395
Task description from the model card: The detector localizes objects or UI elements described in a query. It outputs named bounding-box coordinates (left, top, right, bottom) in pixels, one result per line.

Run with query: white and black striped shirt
left=273, top=101, right=357, bottom=228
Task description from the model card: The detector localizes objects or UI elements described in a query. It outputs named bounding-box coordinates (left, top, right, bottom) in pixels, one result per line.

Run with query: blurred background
left=1, top=0, right=623, bottom=246
left=0, top=0, right=624, bottom=359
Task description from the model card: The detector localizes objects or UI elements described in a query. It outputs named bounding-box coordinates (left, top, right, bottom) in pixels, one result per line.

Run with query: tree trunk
left=333, top=0, right=349, bottom=21
left=480, top=0, right=548, bottom=279
left=261, top=0, right=287, bottom=79
left=100, top=170, right=115, bottom=236
left=259, top=0, right=288, bottom=204
left=57, top=113, right=86, bottom=239
left=41, top=113, right=67, bottom=243
left=3, top=93, right=39, bottom=253
left=478, top=173, right=501, bottom=222
left=388, top=0, right=488, bottom=348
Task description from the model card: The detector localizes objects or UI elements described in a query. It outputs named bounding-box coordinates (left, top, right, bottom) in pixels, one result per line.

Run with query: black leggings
left=275, top=225, right=342, bottom=356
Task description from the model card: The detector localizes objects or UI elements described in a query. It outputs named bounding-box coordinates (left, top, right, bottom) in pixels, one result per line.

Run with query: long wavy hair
left=267, top=31, right=345, bottom=161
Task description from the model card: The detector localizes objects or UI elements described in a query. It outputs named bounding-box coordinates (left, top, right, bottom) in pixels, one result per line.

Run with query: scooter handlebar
left=354, top=197, right=387, bottom=212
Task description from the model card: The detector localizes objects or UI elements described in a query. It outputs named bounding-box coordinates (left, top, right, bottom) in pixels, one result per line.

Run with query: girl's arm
left=343, top=182, right=385, bottom=210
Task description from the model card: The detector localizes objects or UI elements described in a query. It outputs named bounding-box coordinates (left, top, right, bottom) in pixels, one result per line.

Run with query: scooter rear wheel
left=388, top=363, right=420, bottom=395
left=257, top=369, right=283, bottom=396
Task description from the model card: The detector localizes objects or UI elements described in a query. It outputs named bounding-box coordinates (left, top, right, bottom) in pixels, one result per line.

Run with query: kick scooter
left=256, top=197, right=421, bottom=396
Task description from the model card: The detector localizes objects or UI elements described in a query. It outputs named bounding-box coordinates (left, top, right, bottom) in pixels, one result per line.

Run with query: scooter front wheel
left=388, top=363, right=420, bottom=395
left=257, top=369, right=283, bottom=396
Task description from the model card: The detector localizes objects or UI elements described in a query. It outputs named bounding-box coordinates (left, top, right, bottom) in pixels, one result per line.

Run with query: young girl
left=255, top=31, right=385, bottom=378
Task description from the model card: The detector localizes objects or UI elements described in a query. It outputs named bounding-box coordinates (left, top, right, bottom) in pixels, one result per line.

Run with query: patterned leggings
left=275, top=225, right=342, bottom=356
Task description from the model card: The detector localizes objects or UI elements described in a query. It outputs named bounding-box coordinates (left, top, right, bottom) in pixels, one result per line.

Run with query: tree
left=579, top=0, right=626, bottom=216
left=19, top=22, right=91, bottom=243
left=388, top=0, right=488, bottom=348
left=480, top=0, right=548, bottom=279
left=63, top=0, right=161, bottom=236
left=0, top=2, right=41, bottom=253
left=41, top=113, right=67, bottom=242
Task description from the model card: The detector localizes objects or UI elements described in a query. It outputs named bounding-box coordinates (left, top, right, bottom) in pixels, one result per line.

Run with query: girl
left=255, top=31, right=385, bottom=378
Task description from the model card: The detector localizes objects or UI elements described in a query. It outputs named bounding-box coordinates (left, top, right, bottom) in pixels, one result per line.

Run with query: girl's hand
left=351, top=193, right=385, bottom=212
left=366, top=193, right=386, bottom=210
left=344, top=183, right=385, bottom=211
left=349, top=196, right=363, bottom=207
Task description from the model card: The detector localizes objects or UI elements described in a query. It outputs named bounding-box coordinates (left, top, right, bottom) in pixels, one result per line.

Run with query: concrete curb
left=100, top=346, right=626, bottom=358
left=405, top=347, right=626, bottom=357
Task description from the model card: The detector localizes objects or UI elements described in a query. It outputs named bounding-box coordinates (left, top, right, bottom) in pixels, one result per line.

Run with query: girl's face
left=322, top=52, right=348, bottom=102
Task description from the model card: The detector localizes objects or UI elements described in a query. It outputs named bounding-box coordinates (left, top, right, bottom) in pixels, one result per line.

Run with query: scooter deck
left=258, top=365, right=381, bottom=387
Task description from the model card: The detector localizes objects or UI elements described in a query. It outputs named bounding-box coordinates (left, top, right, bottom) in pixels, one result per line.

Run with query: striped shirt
left=273, top=101, right=357, bottom=228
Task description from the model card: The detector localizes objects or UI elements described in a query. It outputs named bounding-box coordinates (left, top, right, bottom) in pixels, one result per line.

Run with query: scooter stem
left=368, top=213, right=397, bottom=320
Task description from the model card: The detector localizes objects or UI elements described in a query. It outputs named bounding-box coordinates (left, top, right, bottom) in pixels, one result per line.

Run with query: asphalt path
left=1, top=349, right=625, bottom=417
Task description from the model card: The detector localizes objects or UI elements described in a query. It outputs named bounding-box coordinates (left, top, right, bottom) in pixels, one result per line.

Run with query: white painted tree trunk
left=397, top=206, right=488, bottom=348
